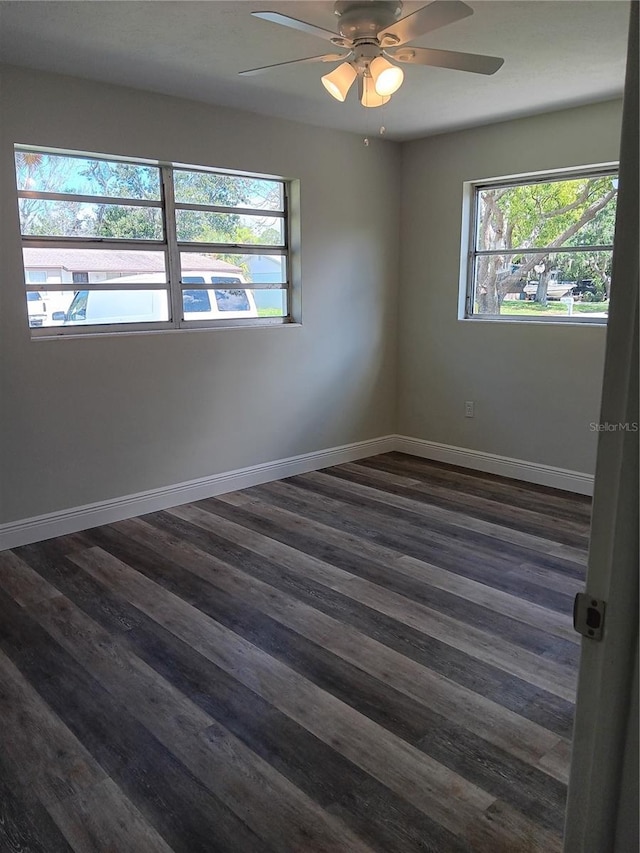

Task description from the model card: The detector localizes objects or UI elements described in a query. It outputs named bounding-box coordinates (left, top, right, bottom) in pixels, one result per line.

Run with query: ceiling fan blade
left=387, top=46, right=504, bottom=75
left=252, top=11, right=345, bottom=44
left=378, top=0, right=473, bottom=47
left=239, top=54, right=347, bottom=77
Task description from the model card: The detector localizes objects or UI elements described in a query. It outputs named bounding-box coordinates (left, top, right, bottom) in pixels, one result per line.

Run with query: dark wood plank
left=394, top=554, right=578, bottom=644
left=123, top=616, right=466, bottom=853
left=0, top=646, right=107, bottom=807
left=175, top=496, right=577, bottom=701
left=67, top=546, right=499, bottom=839
left=110, top=507, right=565, bottom=769
left=14, top=537, right=147, bottom=635
left=47, top=778, right=175, bottom=853
left=25, top=590, right=376, bottom=853
left=123, top=570, right=568, bottom=834
left=0, top=453, right=582, bottom=852
left=184, top=497, right=578, bottom=737
left=313, top=465, right=589, bottom=562
left=154, top=504, right=579, bottom=665
left=215, top=480, right=580, bottom=613
left=0, top=550, right=61, bottom=607
left=360, top=452, right=591, bottom=525
left=0, top=755, right=74, bottom=853
left=305, top=465, right=589, bottom=551
left=0, top=589, right=272, bottom=853
left=263, top=471, right=587, bottom=580
left=414, top=727, right=566, bottom=833
left=508, top=561, right=585, bottom=597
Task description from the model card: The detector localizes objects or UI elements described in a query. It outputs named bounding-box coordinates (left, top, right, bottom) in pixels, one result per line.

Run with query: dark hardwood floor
left=0, top=453, right=590, bottom=852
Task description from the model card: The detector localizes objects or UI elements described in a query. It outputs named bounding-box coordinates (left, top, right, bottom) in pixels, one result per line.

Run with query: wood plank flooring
left=0, top=452, right=590, bottom=852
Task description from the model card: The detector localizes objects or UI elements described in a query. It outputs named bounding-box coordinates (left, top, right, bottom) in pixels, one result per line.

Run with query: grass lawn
left=499, top=300, right=609, bottom=317
left=257, top=307, right=285, bottom=317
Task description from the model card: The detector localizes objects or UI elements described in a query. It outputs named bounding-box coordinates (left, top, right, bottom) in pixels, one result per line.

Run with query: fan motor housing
left=333, top=1, right=403, bottom=41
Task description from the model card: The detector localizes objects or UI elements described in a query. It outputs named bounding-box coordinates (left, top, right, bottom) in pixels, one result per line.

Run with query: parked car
left=571, top=279, right=599, bottom=298
left=26, top=291, right=47, bottom=327
left=522, top=281, right=574, bottom=301
left=51, top=272, right=258, bottom=325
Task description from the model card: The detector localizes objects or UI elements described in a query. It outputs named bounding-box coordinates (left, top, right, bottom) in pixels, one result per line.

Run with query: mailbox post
left=561, top=295, right=574, bottom=316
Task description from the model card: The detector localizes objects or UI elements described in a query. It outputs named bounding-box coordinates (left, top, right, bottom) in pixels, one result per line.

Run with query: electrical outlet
left=464, top=401, right=474, bottom=418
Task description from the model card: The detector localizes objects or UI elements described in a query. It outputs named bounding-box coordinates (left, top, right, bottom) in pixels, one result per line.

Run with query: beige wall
left=398, top=100, right=623, bottom=474
left=0, top=65, right=401, bottom=523
left=0, top=64, right=624, bottom=526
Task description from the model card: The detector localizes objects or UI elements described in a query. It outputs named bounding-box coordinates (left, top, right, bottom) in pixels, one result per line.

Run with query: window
left=15, top=146, right=292, bottom=335
left=462, top=166, right=618, bottom=323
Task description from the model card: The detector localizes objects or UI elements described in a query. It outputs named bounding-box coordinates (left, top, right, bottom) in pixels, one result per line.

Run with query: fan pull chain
left=364, top=101, right=389, bottom=146
left=379, top=99, right=388, bottom=137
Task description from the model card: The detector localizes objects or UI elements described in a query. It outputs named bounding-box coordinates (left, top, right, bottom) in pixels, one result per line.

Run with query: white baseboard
left=0, top=435, right=395, bottom=551
left=0, top=433, right=593, bottom=550
left=394, top=435, right=594, bottom=496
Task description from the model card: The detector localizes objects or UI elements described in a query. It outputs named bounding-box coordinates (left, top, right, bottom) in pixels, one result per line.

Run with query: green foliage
left=257, top=306, right=284, bottom=317
left=174, top=209, right=243, bottom=242
left=81, top=160, right=160, bottom=200
left=500, top=299, right=608, bottom=316
left=173, top=170, right=250, bottom=207
left=16, top=152, right=279, bottom=247
left=97, top=206, right=162, bottom=240
left=482, top=176, right=617, bottom=250
left=170, top=170, right=249, bottom=242
left=475, top=173, right=617, bottom=314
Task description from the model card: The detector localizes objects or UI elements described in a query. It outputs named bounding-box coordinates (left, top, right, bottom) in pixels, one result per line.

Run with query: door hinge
left=573, top=593, right=606, bottom=641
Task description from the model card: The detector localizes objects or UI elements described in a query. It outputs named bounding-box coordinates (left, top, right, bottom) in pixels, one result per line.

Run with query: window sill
left=459, top=315, right=607, bottom=326
left=31, top=320, right=302, bottom=341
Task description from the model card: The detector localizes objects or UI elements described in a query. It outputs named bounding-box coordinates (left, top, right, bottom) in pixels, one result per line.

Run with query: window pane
left=45, top=289, right=169, bottom=327
left=22, top=248, right=167, bottom=283
left=180, top=252, right=286, bottom=285
left=19, top=198, right=163, bottom=239
left=213, top=290, right=251, bottom=312
left=173, top=170, right=284, bottom=211
left=475, top=175, right=618, bottom=252
left=25, top=291, right=48, bottom=328
left=182, top=290, right=212, bottom=313
left=17, top=146, right=292, bottom=333
left=473, top=250, right=612, bottom=318
left=182, top=288, right=258, bottom=320
left=15, top=150, right=161, bottom=200
left=563, top=197, right=617, bottom=248
left=175, top=210, right=284, bottom=245
left=26, top=288, right=75, bottom=328
left=253, top=289, right=288, bottom=318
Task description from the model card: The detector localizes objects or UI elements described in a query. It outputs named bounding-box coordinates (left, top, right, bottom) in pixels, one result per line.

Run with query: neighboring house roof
left=23, top=248, right=241, bottom=273
left=100, top=272, right=244, bottom=285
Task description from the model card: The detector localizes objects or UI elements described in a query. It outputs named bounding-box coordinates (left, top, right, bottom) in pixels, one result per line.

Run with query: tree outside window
left=468, top=169, right=618, bottom=321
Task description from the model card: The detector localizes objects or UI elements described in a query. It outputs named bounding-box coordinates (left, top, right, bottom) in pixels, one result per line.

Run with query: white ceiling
left=0, top=0, right=629, bottom=141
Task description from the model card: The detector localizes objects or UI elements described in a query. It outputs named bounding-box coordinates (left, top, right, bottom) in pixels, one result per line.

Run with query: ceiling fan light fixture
left=370, top=56, right=404, bottom=96
left=360, top=73, right=391, bottom=108
left=321, top=61, right=357, bottom=101
left=246, top=1, right=505, bottom=112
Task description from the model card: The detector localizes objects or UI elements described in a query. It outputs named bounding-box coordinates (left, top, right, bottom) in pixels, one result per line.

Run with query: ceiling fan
left=240, top=0, right=504, bottom=107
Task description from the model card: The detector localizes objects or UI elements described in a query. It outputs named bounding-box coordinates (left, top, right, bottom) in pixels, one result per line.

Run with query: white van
left=53, top=272, right=258, bottom=325
left=26, top=291, right=47, bottom=327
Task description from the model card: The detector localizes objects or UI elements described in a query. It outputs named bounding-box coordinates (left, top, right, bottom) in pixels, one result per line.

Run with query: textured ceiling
left=0, top=0, right=629, bottom=141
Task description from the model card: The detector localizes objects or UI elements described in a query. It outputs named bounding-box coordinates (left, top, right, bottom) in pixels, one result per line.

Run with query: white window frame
left=15, top=145, right=295, bottom=337
left=459, top=163, right=618, bottom=325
